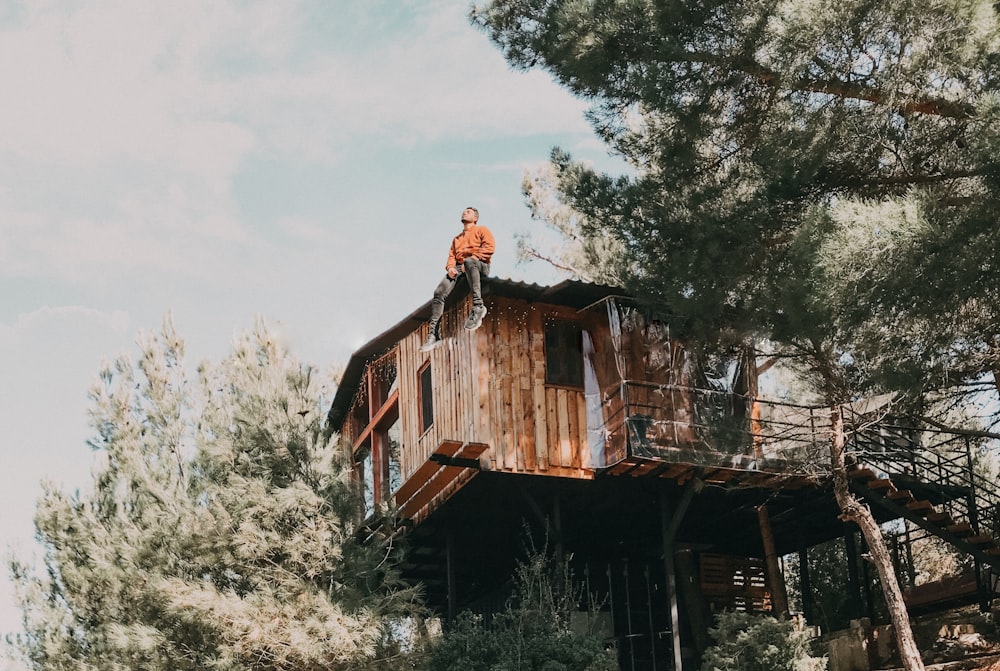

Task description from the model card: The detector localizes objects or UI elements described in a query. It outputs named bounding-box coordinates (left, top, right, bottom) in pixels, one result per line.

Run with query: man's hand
left=447, top=266, right=459, bottom=278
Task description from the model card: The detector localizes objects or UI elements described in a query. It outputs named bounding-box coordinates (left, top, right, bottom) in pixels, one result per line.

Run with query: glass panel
left=544, top=319, right=584, bottom=387
left=419, top=363, right=433, bottom=432
left=388, top=419, right=402, bottom=494
left=356, top=445, right=374, bottom=519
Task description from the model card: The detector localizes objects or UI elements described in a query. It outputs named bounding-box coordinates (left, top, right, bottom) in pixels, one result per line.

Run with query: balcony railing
left=602, top=381, right=1000, bottom=509
left=602, top=382, right=833, bottom=475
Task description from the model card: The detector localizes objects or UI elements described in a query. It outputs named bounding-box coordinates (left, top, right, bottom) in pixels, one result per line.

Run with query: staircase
left=845, top=417, right=1000, bottom=612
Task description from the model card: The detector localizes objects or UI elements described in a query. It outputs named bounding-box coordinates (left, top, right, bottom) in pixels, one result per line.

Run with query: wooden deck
left=601, top=454, right=821, bottom=490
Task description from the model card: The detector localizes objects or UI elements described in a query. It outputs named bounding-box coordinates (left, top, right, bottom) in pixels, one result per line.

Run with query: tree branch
left=681, top=51, right=975, bottom=119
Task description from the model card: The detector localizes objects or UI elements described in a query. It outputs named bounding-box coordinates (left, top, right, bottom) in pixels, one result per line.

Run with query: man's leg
left=463, top=257, right=490, bottom=330
left=422, top=274, right=457, bottom=350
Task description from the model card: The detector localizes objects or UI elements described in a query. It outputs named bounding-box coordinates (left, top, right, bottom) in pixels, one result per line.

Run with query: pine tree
left=468, top=2, right=1000, bottom=668
left=472, top=0, right=1000, bottom=398
left=9, top=318, right=424, bottom=670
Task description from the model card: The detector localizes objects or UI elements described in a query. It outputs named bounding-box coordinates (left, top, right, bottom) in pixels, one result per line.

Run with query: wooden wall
left=342, top=294, right=701, bottom=498
left=396, top=294, right=603, bottom=484
left=397, top=295, right=484, bottom=481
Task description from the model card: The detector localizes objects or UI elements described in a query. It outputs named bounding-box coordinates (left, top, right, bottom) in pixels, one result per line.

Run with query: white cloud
left=277, top=215, right=335, bottom=244
left=0, top=305, right=130, bottom=340
left=0, top=1, right=591, bottom=286
left=0, top=1, right=587, bottom=163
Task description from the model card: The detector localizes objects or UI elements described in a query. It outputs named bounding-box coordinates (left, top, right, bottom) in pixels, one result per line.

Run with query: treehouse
left=327, top=277, right=1000, bottom=670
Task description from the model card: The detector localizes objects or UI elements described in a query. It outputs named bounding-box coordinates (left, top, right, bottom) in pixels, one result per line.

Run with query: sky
left=0, top=0, right=623, bottom=645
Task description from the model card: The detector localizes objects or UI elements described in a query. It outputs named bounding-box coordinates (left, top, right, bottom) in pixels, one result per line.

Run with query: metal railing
left=602, top=382, right=831, bottom=475
left=849, top=419, right=1000, bottom=540
left=602, top=382, right=999, bottom=539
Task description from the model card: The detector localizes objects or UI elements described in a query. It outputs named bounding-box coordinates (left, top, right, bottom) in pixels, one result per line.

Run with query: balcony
left=601, top=382, right=835, bottom=484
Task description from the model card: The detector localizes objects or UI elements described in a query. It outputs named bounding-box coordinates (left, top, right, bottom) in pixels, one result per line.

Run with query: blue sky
left=0, top=0, right=620, bottom=643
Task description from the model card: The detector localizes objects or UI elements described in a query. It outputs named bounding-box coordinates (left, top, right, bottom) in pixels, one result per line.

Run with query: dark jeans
left=429, top=257, right=490, bottom=331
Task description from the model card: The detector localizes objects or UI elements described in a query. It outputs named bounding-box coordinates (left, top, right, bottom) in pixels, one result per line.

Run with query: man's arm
left=477, top=227, right=495, bottom=261
left=445, top=239, right=459, bottom=277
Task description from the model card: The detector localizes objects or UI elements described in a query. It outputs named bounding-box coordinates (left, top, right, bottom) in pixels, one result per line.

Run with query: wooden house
left=327, top=277, right=1000, bottom=670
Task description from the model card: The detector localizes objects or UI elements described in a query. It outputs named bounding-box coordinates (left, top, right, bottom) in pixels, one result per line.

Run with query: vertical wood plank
left=557, top=388, right=571, bottom=467
left=531, top=307, right=549, bottom=470
left=547, top=387, right=559, bottom=467
left=508, top=301, right=525, bottom=471
left=500, top=302, right=516, bottom=470
left=400, top=333, right=415, bottom=480
left=477, top=297, right=491, bottom=452
left=515, top=310, right=533, bottom=469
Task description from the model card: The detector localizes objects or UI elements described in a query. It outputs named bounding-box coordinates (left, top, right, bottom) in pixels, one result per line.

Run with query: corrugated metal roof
left=326, top=277, right=625, bottom=431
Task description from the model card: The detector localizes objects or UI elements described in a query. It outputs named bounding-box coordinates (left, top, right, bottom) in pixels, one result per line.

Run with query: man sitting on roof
left=421, top=206, right=495, bottom=351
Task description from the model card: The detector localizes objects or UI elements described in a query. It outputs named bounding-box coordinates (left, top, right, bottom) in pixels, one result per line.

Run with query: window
left=356, top=445, right=374, bottom=519
left=544, top=319, right=584, bottom=387
left=387, top=419, right=402, bottom=494
left=418, top=361, right=434, bottom=433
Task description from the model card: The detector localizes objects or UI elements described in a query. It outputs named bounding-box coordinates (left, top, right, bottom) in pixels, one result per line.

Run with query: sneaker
left=464, top=305, right=487, bottom=331
left=419, top=332, right=439, bottom=352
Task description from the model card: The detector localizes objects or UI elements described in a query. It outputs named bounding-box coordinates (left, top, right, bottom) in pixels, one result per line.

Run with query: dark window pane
left=419, top=363, right=434, bottom=433
left=544, top=320, right=584, bottom=387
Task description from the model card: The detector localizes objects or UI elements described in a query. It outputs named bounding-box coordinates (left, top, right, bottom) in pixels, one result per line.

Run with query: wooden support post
left=964, top=444, right=992, bottom=613
left=844, top=527, right=863, bottom=621
left=446, top=529, right=456, bottom=623
left=904, top=523, right=916, bottom=586
left=675, top=549, right=709, bottom=656
left=798, top=544, right=814, bottom=624
left=660, top=493, right=683, bottom=671
left=553, top=494, right=564, bottom=572
left=859, top=534, right=875, bottom=620
left=660, top=479, right=701, bottom=671
left=757, top=504, right=789, bottom=617
left=644, top=565, right=658, bottom=671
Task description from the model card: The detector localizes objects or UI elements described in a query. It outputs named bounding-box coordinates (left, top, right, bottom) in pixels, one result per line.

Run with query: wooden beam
left=396, top=441, right=490, bottom=519
left=758, top=504, right=789, bottom=617
left=352, top=388, right=400, bottom=453
left=394, top=440, right=463, bottom=505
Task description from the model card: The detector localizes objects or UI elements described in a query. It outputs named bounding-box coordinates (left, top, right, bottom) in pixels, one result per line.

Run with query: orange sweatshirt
left=446, top=224, right=495, bottom=270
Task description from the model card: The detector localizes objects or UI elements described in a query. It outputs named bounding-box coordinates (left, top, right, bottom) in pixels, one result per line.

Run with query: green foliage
left=427, top=544, right=616, bottom=671
left=784, top=535, right=889, bottom=634
left=473, top=0, right=1000, bottom=414
left=8, top=318, right=424, bottom=671
left=701, top=611, right=827, bottom=671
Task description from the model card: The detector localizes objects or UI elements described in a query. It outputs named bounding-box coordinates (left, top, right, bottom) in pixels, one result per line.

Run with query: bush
left=701, top=611, right=827, bottom=671
left=427, top=544, right=616, bottom=671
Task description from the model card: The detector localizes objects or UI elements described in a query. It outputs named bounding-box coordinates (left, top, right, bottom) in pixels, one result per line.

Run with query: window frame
left=543, top=318, right=585, bottom=389
left=418, top=360, right=434, bottom=434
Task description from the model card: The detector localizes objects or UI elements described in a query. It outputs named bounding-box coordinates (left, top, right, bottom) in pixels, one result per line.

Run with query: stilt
left=624, top=561, right=636, bottom=671
left=660, top=515, right=681, bottom=671
left=660, top=479, right=702, bottom=671
left=446, top=529, right=456, bottom=622
left=645, top=564, right=658, bottom=671
left=798, top=544, right=814, bottom=624
left=757, top=504, right=789, bottom=616
left=844, top=527, right=863, bottom=621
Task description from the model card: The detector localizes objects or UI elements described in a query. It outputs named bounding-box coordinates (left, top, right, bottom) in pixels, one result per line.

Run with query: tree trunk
left=829, top=405, right=925, bottom=671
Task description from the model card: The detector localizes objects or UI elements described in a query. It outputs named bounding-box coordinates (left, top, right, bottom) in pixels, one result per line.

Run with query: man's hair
left=464, top=207, right=479, bottom=220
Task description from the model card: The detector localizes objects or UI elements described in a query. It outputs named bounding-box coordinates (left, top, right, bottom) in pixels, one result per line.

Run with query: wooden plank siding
left=394, top=295, right=598, bottom=491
